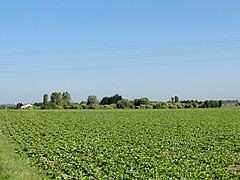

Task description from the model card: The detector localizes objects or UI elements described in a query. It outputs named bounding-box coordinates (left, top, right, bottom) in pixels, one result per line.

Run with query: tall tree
left=100, top=94, right=122, bottom=105
left=43, top=94, right=48, bottom=104
left=100, top=97, right=110, bottom=105
left=16, top=103, right=23, bottom=109
left=50, top=92, right=62, bottom=105
left=174, top=96, right=179, bottom=103
left=87, top=95, right=99, bottom=105
left=110, top=94, right=122, bottom=104
left=62, top=92, right=71, bottom=102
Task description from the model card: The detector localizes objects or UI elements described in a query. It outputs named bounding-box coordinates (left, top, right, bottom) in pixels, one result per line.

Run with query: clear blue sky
left=0, top=0, right=240, bottom=104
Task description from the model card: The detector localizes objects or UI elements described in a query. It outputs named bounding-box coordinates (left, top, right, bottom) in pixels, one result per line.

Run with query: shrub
left=117, top=99, right=131, bottom=109
left=110, top=104, right=117, bottom=109
left=80, top=104, right=88, bottom=109
left=146, top=105, right=153, bottom=109
left=184, top=104, right=193, bottom=108
left=135, top=106, right=140, bottom=109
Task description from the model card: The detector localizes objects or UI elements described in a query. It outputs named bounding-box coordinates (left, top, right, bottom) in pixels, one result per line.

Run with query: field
left=0, top=109, right=240, bottom=179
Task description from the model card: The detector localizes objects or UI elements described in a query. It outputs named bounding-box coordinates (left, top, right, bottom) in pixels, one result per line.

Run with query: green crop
left=0, top=109, right=240, bottom=179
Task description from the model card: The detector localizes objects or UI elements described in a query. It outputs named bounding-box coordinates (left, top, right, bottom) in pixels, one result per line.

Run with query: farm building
left=21, top=104, right=33, bottom=109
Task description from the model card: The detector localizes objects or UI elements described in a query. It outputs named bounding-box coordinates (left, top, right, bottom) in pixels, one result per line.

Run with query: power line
left=0, top=37, right=240, bottom=57
left=0, top=56, right=239, bottom=73
left=0, top=46, right=240, bottom=66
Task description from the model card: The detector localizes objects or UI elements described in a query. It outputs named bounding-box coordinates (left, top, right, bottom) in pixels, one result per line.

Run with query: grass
left=0, top=129, right=41, bottom=180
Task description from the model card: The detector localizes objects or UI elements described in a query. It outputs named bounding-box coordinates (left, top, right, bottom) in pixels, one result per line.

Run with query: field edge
left=0, top=132, right=41, bottom=180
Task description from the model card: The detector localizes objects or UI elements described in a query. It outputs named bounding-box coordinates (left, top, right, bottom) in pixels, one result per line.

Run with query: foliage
left=43, top=94, right=48, bottom=104
left=100, top=94, right=122, bottom=105
left=203, top=100, right=222, bottom=108
left=1, top=109, right=240, bottom=179
left=41, top=102, right=59, bottom=109
left=62, top=92, right=71, bottom=102
left=87, top=95, right=99, bottom=106
left=0, top=105, right=16, bottom=109
left=133, top=98, right=150, bottom=106
left=174, top=96, right=179, bottom=103
left=16, top=103, right=23, bottom=109
left=153, top=102, right=167, bottom=109
left=50, top=92, right=62, bottom=105
left=116, top=99, right=132, bottom=109
left=37, top=92, right=225, bottom=110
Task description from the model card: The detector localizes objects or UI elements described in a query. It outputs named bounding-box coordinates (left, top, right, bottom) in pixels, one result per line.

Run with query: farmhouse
left=21, top=104, right=33, bottom=109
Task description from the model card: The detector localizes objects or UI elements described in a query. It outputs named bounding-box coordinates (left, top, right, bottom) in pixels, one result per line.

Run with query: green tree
left=100, top=94, right=122, bottom=105
left=62, top=92, right=71, bottom=102
left=43, top=94, right=48, bottom=104
left=50, top=92, right=62, bottom=105
left=174, top=96, right=179, bottom=103
left=153, top=102, right=166, bottom=109
left=117, top=99, right=131, bottom=109
left=87, top=95, right=99, bottom=106
left=41, top=102, right=59, bottom=109
left=16, top=103, right=23, bottom=109
left=110, top=94, right=122, bottom=104
left=100, top=97, right=110, bottom=105
left=133, top=98, right=150, bottom=106
left=218, top=100, right=223, bottom=107
left=203, top=100, right=210, bottom=108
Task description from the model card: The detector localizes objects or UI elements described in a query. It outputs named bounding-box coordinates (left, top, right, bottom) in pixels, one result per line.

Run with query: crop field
left=0, top=109, right=240, bottom=179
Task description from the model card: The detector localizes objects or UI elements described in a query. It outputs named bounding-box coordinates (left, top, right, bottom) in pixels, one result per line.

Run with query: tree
left=218, top=100, right=223, bottom=107
left=117, top=99, right=132, bottom=109
left=171, top=97, right=175, bottom=103
left=41, top=102, right=58, bottom=109
left=203, top=100, right=210, bottom=108
left=62, top=92, right=71, bottom=102
left=50, top=92, right=62, bottom=105
left=100, top=97, right=111, bottom=105
left=100, top=94, right=122, bottom=105
left=87, top=95, right=99, bottom=105
left=43, top=94, right=48, bottom=104
left=174, top=96, right=179, bottom=103
left=133, top=98, right=150, bottom=106
left=110, top=94, right=122, bottom=104
left=153, top=102, right=166, bottom=109
left=16, top=103, right=23, bottom=109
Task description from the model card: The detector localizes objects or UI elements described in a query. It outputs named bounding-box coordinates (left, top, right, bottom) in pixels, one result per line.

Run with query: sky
left=0, top=0, right=240, bottom=104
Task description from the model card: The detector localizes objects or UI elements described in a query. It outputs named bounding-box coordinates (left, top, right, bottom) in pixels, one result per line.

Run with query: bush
left=69, top=103, right=80, bottom=109
left=88, top=104, right=100, bottom=109
left=146, top=105, right=153, bottom=109
left=140, top=105, right=146, bottom=109
left=153, top=102, right=167, bottom=109
left=176, top=103, right=183, bottom=109
left=41, top=102, right=58, bottom=109
left=191, top=102, right=198, bottom=108
left=110, top=104, right=117, bottom=109
left=167, top=104, right=177, bottom=109
left=133, top=98, right=150, bottom=106
left=80, top=104, right=88, bottom=109
left=102, top=105, right=113, bottom=109
left=117, top=99, right=131, bottom=109
left=184, top=104, right=193, bottom=108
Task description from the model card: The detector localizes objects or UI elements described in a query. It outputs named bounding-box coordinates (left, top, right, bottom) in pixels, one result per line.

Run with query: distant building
left=21, top=104, right=33, bottom=109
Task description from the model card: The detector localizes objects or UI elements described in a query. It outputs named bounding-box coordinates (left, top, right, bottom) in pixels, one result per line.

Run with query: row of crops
left=0, top=109, right=240, bottom=179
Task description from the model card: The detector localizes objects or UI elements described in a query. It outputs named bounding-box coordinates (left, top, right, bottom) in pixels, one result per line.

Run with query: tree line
left=29, top=92, right=226, bottom=110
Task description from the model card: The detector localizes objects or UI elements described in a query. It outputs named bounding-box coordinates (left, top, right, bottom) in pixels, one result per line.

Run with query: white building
left=21, top=104, right=33, bottom=109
